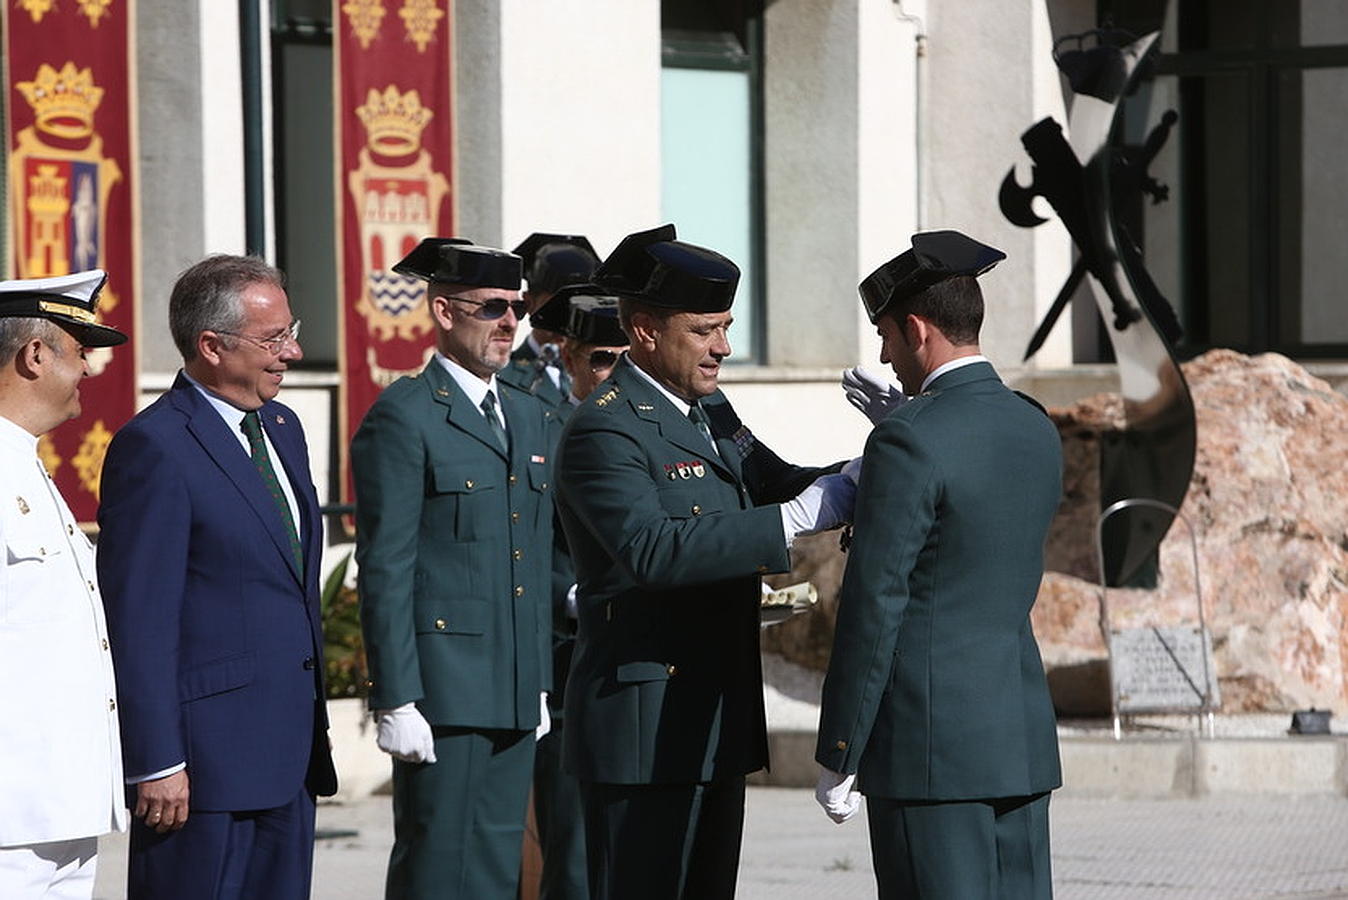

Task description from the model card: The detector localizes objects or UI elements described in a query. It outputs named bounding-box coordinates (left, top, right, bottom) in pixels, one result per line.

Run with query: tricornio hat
left=591, top=224, right=677, bottom=299
left=0, top=270, right=127, bottom=347
left=393, top=238, right=522, bottom=290
left=512, top=233, right=599, bottom=294
left=564, top=290, right=627, bottom=347
left=639, top=240, right=739, bottom=313
left=859, top=231, right=1005, bottom=323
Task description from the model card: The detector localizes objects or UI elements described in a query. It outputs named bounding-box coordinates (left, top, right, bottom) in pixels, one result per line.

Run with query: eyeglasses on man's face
left=217, top=318, right=301, bottom=355
left=445, top=295, right=528, bottom=321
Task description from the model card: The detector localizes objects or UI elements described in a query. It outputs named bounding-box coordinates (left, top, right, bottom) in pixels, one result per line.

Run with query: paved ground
left=92, top=788, right=1348, bottom=898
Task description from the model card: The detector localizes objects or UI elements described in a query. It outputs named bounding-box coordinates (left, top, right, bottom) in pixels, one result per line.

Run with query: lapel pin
left=637, top=403, right=654, bottom=411
left=274, top=414, right=286, bottom=425
left=16, top=496, right=30, bottom=515
left=692, top=460, right=706, bottom=478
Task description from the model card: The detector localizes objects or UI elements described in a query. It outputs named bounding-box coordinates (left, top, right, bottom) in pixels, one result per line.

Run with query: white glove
left=815, top=768, right=862, bottom=824
left=536, top=692, right=552, bottom=741
left=842, top=367, right=907, bottom=424
left=375, top=702, right=437, bottom=764
left=780, top=474, right=856, bottom=542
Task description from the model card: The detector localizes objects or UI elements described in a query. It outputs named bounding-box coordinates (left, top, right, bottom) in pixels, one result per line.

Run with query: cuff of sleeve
left=126, top=761, right=186, bottom=784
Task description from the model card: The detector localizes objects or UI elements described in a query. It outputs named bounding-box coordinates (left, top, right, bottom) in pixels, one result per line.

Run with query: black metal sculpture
left=1000, top=29, right=1197, bottom=587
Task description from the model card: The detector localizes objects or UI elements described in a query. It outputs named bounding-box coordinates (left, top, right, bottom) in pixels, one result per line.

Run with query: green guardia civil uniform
left=499, top=339, right=568, bottom=408
left=556, top=355, right=832, bottom=899
left=352, top=359, right=554, bottom=900
left=816, top=360, right=1063, bottom=900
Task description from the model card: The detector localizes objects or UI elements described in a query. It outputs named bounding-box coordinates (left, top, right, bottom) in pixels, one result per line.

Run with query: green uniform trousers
left=865, top=792, right=1052, bottom=899
left=580, top=776, right=746, bottom=900
left=386, top=727, right=534, bottom=899
left=533, top=722, right=588, bottom=900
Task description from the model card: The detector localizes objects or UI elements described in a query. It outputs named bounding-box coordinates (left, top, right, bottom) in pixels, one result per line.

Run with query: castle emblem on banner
left=348, top=84, right=450, bottom=343
left=9, top=62, right=122, bottom=375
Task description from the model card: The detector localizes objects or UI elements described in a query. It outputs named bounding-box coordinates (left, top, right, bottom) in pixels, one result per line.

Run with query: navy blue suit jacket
left=97, top=374, right=337, bottom=812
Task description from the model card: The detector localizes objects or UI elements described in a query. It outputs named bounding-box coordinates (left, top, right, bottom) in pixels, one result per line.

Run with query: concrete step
left=750, top=730, right=1348, bottom=797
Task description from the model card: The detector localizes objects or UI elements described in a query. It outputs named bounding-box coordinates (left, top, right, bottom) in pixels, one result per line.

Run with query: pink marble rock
left=763, top=350, right=1348, bottom=718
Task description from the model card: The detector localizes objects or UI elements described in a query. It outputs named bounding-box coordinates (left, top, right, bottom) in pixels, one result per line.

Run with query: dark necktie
left=481, top=391, right=508, bottom=452
left=241, top=410, right=303, bottom=573
left=687, top=403, right=718, bottom=453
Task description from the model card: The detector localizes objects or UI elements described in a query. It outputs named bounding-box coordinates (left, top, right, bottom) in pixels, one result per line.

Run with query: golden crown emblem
left=15, top=62, right=104, bottom=141
left=356, top=85, right=433, bottom=157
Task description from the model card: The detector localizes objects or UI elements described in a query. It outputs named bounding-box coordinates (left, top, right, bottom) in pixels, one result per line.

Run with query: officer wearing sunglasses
left=523, top=286, right=630, bottom=900
left=351, top=237, right=556, bottom=900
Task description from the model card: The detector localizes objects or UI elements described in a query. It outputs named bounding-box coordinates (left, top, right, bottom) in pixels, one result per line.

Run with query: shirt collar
left=434, top=352, right=501, bottom=408
left=626, top=355, right=692, bottom=417
left=921, top=354, right=989, bottom=393
left=0, top=414, right=38, bottom=455
left=181, top=369, right=249, bottom=432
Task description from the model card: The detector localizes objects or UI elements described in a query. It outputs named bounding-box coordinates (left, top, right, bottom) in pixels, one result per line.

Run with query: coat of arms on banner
left=9, top=62, right=121, bottom=284
left=9, top=61, right=121, bottom=378
left=347, top=84, right=450, bottom=347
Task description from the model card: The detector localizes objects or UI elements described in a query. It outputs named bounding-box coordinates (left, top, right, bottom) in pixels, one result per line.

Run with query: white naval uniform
left=0, top=415, right=126, bottom=896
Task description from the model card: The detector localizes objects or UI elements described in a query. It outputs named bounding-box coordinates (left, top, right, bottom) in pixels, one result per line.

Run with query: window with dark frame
left=1103, top=0, right=1348, bottom=360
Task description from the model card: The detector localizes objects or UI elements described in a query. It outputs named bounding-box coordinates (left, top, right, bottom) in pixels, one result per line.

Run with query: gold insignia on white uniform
left=16, top=496, right=30, bottom=515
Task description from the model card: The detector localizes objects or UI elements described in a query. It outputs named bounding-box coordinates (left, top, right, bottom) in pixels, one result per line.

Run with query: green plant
left=321, top=551, right=369, bottom=699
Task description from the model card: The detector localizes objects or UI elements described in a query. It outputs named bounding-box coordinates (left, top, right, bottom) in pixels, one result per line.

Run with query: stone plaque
left=1109, top=626, right=1220, bottom=713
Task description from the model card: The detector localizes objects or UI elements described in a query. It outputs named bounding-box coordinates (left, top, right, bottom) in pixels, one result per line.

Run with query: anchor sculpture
left=1000, top=29, right=1197, bottom=587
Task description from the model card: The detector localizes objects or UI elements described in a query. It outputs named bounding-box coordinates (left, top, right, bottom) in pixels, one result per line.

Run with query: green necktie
left=481, top=391, right=508, bottom=452
left=241, top=410, right=303, bottom=573
left=687, top=403, right=718, bottom=453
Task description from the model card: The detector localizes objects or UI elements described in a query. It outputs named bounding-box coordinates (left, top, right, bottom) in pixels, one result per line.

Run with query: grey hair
left=169, top=255, right=285, bottom=362
left=616, top=297, right=672, bottom=340
left=0, top=317, right=66, bottom=365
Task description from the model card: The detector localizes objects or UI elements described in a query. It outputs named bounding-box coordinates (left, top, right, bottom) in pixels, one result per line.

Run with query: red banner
left=335, top=0, right=455, bottom=503
left=3, top=0, right=139, bottom=522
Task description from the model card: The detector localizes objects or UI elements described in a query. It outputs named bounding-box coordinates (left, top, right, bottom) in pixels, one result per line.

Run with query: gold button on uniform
left=434, top=618, right=447, bottom=630
left=691, top=505, right=701, bottom=516
left=465, top=480, right=474, bottom=489
left=509, top=474, right=518, bottom=485
left=514, top=586, right=525, bottom=597
left=513, top=549, right=523, bottom=560
left=541, top=482, right=548, bottom=490
left=835, top=740, right=847, bottom=750
left=102, top=638, right=109, bottom=651
left=109, top=699, right=116, bottom=711
left=667, top=664, right=678, bottom=676
left=511, top=511, right=520, bottom=522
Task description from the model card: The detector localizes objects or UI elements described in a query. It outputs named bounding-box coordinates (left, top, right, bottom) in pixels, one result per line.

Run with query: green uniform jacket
left=556, top=356, right=821, bottom=785
left=816, top=361, right=1063, bottom=801
left=500, top=339, right=567, bottom=408
left=352, top=359, right=554, bottom=730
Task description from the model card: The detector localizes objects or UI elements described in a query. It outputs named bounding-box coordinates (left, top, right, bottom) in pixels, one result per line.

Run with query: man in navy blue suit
left=98, top=255, right=337, bottom=899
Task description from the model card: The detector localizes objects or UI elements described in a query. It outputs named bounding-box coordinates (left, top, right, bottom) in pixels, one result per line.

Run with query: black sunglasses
left=444, top=295, right=528, bottom=321
left=588, top=350, right=620, bottom=370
